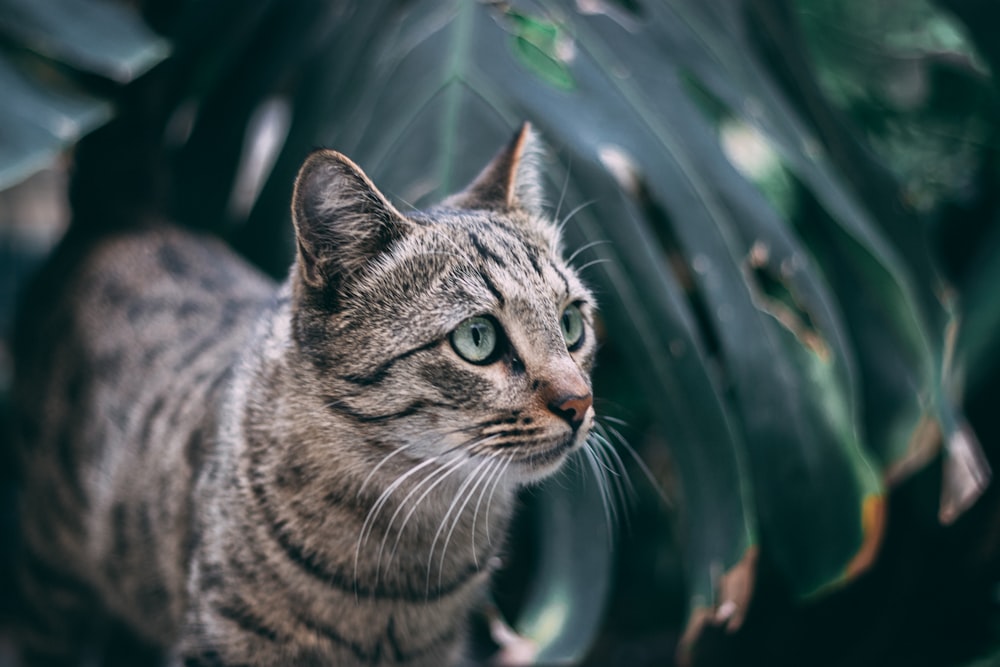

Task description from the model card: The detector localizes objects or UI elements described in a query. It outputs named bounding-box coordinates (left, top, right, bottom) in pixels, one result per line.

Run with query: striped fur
left=12, top=124, right=597, bottom=666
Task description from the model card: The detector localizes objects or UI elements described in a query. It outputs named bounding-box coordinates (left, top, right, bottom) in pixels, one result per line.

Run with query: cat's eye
left=451, top=316, right=500, bottom=364
left=561, top=303, right=585, bottom=350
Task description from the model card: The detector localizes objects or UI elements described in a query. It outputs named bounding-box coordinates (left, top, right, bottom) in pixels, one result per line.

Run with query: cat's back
left=21, top=221, right=273, bottom=358
left=16, top=222, right=275, bottom=432
left=12, top=221, right=275, bottom=641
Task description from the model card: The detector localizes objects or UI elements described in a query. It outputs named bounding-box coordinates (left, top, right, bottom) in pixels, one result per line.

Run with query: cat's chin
left=508, top=431, right=588, bottom=483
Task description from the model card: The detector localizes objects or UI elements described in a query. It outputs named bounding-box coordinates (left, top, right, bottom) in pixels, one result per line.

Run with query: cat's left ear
left=443, top=122, right=546, bottom=216
left=291, top=150, right=407, bottom=291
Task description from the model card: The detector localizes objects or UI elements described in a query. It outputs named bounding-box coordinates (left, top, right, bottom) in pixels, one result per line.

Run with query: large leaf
left=0, top=0, right=169, bottom=191
left=237, top=0, right=993, bottom=656
left=0, top=0, right=168, bottom=82
left=666, top=0, right=961, bottom=480
left=0, top=57, right=110, bottom=188
left=331, top=0, right=879, bottom=592
left=733, top=0, right=990, bottom=520
left=274, top=0, right=892, bottom=654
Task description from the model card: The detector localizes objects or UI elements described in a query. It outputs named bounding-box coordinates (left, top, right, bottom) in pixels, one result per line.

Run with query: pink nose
left=548, top=393, right=593, bottom=430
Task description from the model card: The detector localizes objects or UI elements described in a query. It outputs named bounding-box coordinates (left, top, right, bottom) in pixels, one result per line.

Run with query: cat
left=10, top=123, right=597, bottom=667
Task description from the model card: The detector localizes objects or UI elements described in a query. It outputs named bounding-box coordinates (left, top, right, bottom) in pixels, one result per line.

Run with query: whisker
left=566, top=239, right=612, bottom=266
left=593, top=424, right=638, bottom=504
left=593, top=435, right=627, bottom=528
left=483, top=456, right=513, bottom=546
left=358, top=442, right=421, bottom=497
left=473, top=455, right=510, bottom=565
left=442, top=457, right=502, bottom=563
left=587, top=438, right=621, bottom=477
left=556, top=199, right=596, bottom=235
left=355, top=425, right=472, bottom=506
left=590, top=435, right=633, bottom=533
left=377, top=454, right=469, bottom=585
left=377, top=431, right=501, bottom=583
left=591, top=448, right=625, bottom=524
left=354, top=455, right=440, bottom=594
left=581, top=442, right=616, bottom=541
left=575, top=257, right=613, bottom=273
left=553, top=157, right=572, bottom=223
left=470, top=457, right=503, bottom=570
left=357, top=456, right=439, bottom=548
left=425, top=455, right=493, bottom=572
left=432, top=457, right=500, bottom=593
left=599, top=419, right=672, bottom=509
left=394, top=194, right=419, bottom=212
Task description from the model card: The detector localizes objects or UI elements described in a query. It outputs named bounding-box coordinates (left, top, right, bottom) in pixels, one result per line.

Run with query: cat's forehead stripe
left=455, top=219, right=575, bottom=300
left=466, top=230, right=506, bottom=267
left=480, top=272, right=506, bottom=307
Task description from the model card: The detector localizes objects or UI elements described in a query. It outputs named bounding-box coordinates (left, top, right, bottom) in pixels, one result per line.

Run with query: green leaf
left=504, top=7, right=575, bottom=90
left=0, top=56, right=110, bottom=189
left=560, top=155, right=757, bottom=631
left=215, top=0, right=978, bottom=655
left=0, top=0, right=170, bottom=191
left=677, top=1, right=986, bottom=518
left=308, top=0, right=758, bottom=650
left=287, top=0, right=897, bottom=639
left=0, top=0, right=169, bottom=83
left=511, top=0, right=883, bottom=600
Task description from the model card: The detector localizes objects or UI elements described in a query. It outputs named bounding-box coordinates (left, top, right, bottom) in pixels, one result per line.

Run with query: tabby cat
left=11, top=124, right=597, bottom=666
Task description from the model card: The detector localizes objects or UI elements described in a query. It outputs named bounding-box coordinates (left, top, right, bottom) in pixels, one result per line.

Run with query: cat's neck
left=227, top=301, right=518, bottom=603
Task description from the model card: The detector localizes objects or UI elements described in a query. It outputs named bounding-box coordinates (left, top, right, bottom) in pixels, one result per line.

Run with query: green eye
left=561, top=303, right=585, bottom=350
left=450, top=316, right=499, bottom=364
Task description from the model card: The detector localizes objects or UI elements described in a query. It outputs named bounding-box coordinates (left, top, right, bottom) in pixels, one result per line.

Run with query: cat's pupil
left=472, top=326, right=483, bottom=347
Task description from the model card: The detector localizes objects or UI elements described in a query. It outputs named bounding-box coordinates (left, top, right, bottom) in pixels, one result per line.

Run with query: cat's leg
left=13, top=544, right=101, bottom=667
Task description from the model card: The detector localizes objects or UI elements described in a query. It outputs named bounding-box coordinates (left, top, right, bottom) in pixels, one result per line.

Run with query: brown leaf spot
left=845, top=493, right=886, bottom=579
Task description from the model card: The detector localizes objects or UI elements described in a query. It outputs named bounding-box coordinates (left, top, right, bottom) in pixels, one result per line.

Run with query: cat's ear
left=444, top=122, right=545, bottom=215
left=291, top=149, right=407, bottom=290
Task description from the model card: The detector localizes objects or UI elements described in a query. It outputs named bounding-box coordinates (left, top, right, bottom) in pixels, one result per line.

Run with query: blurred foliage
left=0, top=0, right=168, bottom=188
left=2, top=0, right=1000, bottom=666
left=797, top=0, right=994, bottom=212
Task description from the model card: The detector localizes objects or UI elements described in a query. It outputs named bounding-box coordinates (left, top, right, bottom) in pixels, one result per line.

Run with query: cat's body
left=12, top=125, right=597, bottom=666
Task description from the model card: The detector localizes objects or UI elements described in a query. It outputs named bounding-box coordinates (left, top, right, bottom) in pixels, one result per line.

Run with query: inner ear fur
left=291, top=149, right=407, bottom=291
left=444, top=122, right=546, bottom=216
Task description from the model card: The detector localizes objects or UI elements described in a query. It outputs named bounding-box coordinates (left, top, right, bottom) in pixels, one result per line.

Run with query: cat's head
left=289, top=124, right=596, bottom=484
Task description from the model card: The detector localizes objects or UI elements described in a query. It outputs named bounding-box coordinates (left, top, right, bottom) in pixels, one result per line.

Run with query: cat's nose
left=547, top=393, right=593, bottom=430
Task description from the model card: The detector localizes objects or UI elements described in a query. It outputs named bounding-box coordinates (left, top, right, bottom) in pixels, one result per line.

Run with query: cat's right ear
left=443, top=122, right=546, bottom=216
left=291, top=150, right=407, bottom=291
